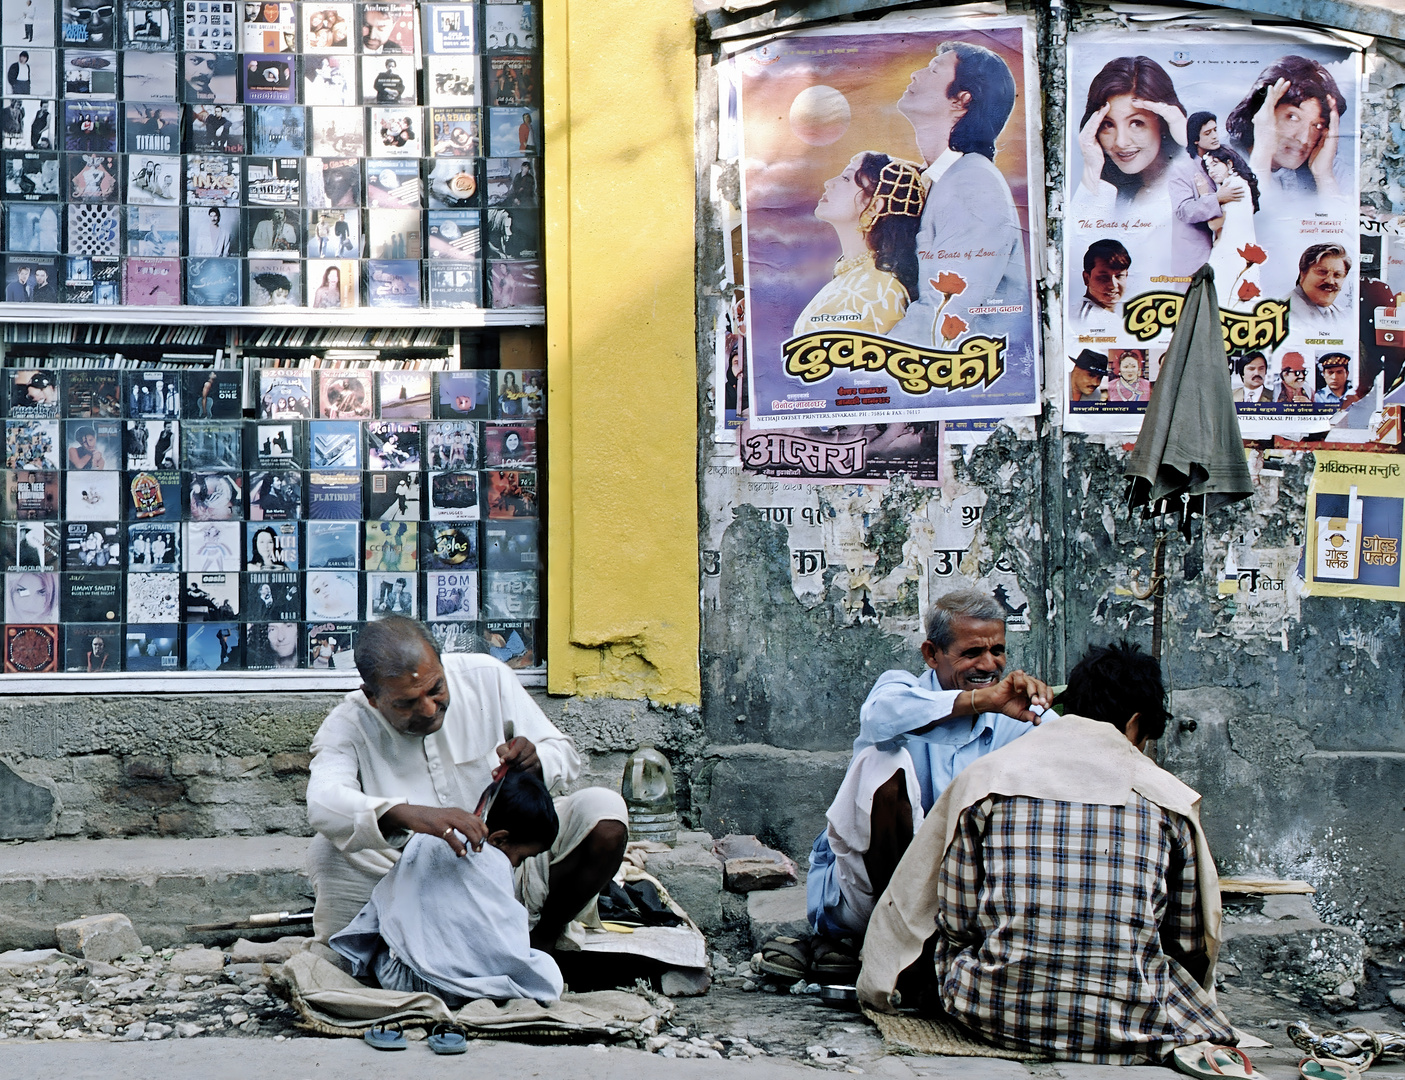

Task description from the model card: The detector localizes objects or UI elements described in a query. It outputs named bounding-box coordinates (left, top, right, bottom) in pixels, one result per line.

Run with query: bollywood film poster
left=1064, top=30, right=1362, bottom=434
left=736, top=16, right=1042, bottom=428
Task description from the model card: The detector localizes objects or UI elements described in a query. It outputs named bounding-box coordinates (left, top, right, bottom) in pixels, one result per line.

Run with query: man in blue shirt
left=805, top=589, right=1051, bottom=950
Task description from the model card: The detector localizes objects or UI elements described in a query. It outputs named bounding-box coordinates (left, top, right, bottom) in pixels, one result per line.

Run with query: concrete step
left=0, top=835, right=311, bottom=951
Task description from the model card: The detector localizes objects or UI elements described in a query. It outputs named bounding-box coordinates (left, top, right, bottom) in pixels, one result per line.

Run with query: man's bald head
left=356, top=615, right=440, bottom=696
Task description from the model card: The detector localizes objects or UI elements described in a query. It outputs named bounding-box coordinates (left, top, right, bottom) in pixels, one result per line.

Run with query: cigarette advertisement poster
left=736, top=16, right=1042, bottom=428
left=1064, top=31, right=1362, bottom=434
left=1302, top=451, right=1405, bottom=601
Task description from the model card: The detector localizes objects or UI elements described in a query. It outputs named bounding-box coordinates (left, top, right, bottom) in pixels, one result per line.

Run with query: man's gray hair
left=356, top=616, right=441, bottom=694
left=924, top=589, right=1006, bottom=651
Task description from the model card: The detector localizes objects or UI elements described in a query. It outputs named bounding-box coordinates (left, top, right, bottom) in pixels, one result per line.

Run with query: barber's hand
left=496, top=735, right=542, bottom=777
left=1077, top=103, right=1111, bottom=194
left=1308, top=95, right=1340, bottom=196
left=973, top=670, right=1053, bottom=725
left=379, top=803, right=487, bottom=857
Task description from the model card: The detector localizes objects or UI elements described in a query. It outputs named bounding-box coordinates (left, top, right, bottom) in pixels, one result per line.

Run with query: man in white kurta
left=306, top=616, right=628, bottom=945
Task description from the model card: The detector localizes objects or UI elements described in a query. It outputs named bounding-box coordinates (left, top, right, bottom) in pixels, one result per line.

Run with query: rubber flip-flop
left=1300, top=1056, right=1361, bottom=1080
left=427, top=1023, right=468, bottom=1055
left=364, top=1022, right=408, bottom=1051
left=757, top=936, right=810, bottom=980
left=1172, top=1043, right=1259, bottom=1079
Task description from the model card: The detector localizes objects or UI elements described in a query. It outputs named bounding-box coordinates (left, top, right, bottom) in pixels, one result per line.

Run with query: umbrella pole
left=1150, top=519, right=1167, bottom=663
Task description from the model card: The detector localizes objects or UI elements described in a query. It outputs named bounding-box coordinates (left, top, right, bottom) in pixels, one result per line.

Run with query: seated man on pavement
left=305, top=615, right=629, bottom=952
left=330, top=769, right=565, bottom=1004
left=792, top=589, right=1051, bottom=979
left=858, top=641, right=1235, bottom=1063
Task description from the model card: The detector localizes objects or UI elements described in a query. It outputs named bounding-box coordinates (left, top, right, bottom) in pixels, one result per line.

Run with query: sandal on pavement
left=1289, top=1024, right=1388, bottom=1070
left=364, top=1022, right=408, bottom=1051
left=811, top=937, right=860, bottom=982
left=1300, top=1056, right=1362, bottom=1080
left=757, top=936, right=811, bottom=980
left=427, top=1023, right=468, bottom=1055
left=1172, top=1043, right=1260, bottom=1079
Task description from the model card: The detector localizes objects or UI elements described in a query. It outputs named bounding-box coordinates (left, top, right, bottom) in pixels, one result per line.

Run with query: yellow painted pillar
left=542, top=0, right=700, bottom=704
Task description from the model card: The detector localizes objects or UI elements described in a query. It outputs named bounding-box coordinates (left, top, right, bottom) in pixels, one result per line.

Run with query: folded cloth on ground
left=596, top=879, right=685, bottom=927
left=274, top=951, right=672, bottom=1039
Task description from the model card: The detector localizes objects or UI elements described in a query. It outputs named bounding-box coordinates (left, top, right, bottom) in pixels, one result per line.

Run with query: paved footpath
left=5, top=1034, right=1405, bottom=1080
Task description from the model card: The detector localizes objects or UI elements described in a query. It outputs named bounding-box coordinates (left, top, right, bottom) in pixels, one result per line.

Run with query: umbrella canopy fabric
left=1125, top=264, right=1252, bottom=534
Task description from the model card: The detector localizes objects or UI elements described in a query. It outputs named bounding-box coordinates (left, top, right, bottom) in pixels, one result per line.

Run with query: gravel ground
left=2, top=940, right=1403, bottom=1077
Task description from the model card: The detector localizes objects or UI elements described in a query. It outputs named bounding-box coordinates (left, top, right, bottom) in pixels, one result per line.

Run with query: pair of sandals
left=757, top=935, right=860, bottom=983
left=364, top=1021, right=468, bottom=1054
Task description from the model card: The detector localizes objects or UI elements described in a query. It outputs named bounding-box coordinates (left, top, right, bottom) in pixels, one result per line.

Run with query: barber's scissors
left=474, top=761, right=509, bottom=821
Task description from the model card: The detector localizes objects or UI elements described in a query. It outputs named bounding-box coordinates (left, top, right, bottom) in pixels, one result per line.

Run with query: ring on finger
left=442, top=827, right=454, bottom=837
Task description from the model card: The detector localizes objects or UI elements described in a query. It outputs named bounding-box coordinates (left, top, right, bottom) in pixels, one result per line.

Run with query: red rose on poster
left=933, top=272, right=967, bottom=297
left=1237, top=244, right=1267, bottom=265
left=1237, top=280, right=1261, bottom=302
left=940, top=313, right=968, bottom=344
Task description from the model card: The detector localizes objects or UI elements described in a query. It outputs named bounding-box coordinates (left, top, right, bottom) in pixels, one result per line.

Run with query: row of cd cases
left=5, top=616, right=539, bottom=675
left=5, top=563, right=538, bottom=626
left=5, top=145, right=537, bottom=210
left=3, top=367, right=543, bottom=421
left=3, top=2, right=533, bottom=57
left=5, top=417, right=537, bottom=470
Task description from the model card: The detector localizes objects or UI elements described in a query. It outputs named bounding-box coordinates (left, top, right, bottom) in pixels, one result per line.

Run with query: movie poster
left=736, top=16, right=1042, bottom=429
left=1063, top=30, right=1362, bottom=434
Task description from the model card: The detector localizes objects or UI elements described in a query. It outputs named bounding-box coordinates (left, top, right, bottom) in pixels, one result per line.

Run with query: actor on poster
left=888, top=41, right=1029, bottom=346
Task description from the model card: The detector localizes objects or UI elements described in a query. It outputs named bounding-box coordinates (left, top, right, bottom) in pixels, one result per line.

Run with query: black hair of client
left=1057, top=640, right=1169, bottom=740
left=486, top=770, right=560, bottom=851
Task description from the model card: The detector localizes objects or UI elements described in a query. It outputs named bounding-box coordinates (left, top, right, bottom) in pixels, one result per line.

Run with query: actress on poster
left=791, top=152, right=924, bottom=338
left=1073, top=55, right=1187, bottom=214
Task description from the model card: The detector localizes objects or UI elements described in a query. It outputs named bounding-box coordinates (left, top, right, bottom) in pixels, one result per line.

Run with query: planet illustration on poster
left=789, top=85, right=850, bottom=146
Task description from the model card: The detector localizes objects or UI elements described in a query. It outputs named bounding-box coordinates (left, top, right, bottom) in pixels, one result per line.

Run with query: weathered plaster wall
left=693, top=4, right=1405, bottom=951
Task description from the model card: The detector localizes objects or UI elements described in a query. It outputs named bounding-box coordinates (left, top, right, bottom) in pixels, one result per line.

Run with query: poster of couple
left=1063, top=30, right=1363, bottom=434
left=734, top=15, right=1042, bottom=429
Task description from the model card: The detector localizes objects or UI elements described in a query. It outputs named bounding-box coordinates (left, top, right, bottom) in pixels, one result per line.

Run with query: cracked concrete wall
left=693, top=4, right=1404, bottom=952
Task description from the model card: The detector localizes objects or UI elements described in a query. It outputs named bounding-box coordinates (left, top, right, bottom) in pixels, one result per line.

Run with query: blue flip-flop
left=427, top=1023, right=468, bottom=1055
left=364, top=1022, right=408, bottom=1051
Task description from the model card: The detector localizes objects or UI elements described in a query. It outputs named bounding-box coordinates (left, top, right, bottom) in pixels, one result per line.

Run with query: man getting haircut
left=330, top=769, right=565, bottom=1004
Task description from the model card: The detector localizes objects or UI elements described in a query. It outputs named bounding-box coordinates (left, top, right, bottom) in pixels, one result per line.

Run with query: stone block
left=724, top=858, right=797, bottom=892
left=168, top=947, right=226, bottom=974
left=268, top=752, right=311, bottom=775
left=183, top=779, right=238, bottom=805
left=0, top=760, right=58, bottom=840
left=1221, top=913, right=1365, bottom=995
left=229, top=936, right=308, bottom=964
left=171, top=755, right=220, bottom=778
left=659, top=967, right=711, bottom=997
left=123, top=756, right=168, bottom=781
left=54, top=913, right=142, bottom=962
left=695, top=745, right=848, bottom=859
left=747, top=886, right=810, bottom=949
left=646, top=844, right=724, bottom=934
left=715, top=834, right=799, bottom=892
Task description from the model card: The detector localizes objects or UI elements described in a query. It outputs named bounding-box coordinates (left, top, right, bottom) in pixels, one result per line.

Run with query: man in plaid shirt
left=859, top=641, right=1234, bottom=1063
